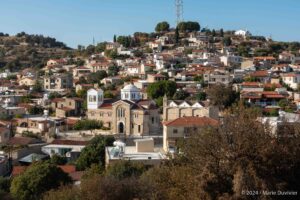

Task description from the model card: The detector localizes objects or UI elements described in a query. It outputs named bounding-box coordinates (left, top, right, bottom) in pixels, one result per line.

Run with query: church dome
left=122, top=84, right=140, bottom=92
left=121, top=83, right=141, bottom=101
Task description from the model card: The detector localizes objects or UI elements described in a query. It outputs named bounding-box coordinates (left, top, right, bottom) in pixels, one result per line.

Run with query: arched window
left=118, top=108, right=125, bottom=118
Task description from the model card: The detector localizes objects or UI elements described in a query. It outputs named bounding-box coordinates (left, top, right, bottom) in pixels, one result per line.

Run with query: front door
left=118, top=122, right=124, bottom=134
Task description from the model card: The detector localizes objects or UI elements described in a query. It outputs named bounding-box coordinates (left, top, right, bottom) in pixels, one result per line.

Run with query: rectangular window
left=173, top=129, right=178, bottom=134
left=152, top=117, right=154, bottom=124
left=89, top=95, right=96, bottom=102
left=138, top=125, right=141, bottom=133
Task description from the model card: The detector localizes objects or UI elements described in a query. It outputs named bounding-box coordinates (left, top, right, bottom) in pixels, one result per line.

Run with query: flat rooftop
left=106, top=146, right=165, bottom=161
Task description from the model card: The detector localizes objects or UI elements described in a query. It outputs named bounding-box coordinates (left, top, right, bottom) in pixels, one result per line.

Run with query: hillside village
left=0, top=21, right=300, bottom=199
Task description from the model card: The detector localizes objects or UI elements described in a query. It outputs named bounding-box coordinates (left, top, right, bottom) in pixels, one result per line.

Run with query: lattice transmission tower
left=175, top=0, right=184, bottom=26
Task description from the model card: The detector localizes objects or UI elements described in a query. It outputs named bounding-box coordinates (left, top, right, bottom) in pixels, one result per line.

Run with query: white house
left=220, top=55, right=243, bottom=67
left=235, top=30, right=251, bottom=38
left=126, top=66, right=141, bottom=76
left=87, top=88, right=104, bottom=110
left=281, top=73, right=300, bottom=90
left=42, top=139, right=87, bottom=158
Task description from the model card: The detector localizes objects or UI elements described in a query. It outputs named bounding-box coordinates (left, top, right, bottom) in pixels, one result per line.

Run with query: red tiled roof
left=51, top=98, right=65, bottom=103
left=12, top=166, right=27, bottom=176
left=12, top=165, right=79, bottom=179
left=66, top=118, right=79, bottom=125
left=242, top=82, right=261, bottom=86
left=51, top=139, right=88, bottom=146
left=241, top=91, right=285, bottom=99
left=281, top=73, right=299, bottom=77
left=163, top=116, right=219, bottom=127
left=264, top=83, right=282, bottom=88
left=251, top=70, right=269, bottom=77
left=151, top=74, right=166, bottom=78
left=99, top=103, right=113, bottom=109
left=59, top=165, right=76, bottom=173
left=69, top=171, right=84, bottom=181
left=254, top=56, right=276, bottom=60
left=8, top=137, right=42, bottom=145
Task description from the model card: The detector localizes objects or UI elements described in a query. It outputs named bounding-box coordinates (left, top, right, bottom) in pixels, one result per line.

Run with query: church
left=86, top=84, right=161, bottom=136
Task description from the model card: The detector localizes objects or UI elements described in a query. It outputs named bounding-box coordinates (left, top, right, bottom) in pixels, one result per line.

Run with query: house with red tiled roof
left=249, top=70, right=271, bottom=83
left=241, top=91, right=286, bottom=107
left=72, top=66, right=92, bottom=79
left=163, top=116, right=219, bottom=152
left=11, top=164, right=83, bottom=184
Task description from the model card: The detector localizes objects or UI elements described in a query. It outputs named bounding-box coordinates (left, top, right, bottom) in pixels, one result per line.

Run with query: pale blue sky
left=0, top=0, right=299, bottom=48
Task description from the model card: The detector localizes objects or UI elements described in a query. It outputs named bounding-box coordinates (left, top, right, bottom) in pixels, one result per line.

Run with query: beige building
left=87, top=84, right=161, bottom=136
left=163, top=116, right=219, bottom=152
left=51, top=97, right=83, bottom=118
left=44, top=74, right=73, bottom=91
left=147, top=74, right=167, bottom=83
left=162, top=96, right=219, bottom=122
left=203, top=71, right=233, bottom=85
left=19, top=77, right=36, bottom=86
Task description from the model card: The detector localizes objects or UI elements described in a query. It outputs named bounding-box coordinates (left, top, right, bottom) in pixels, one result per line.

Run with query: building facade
left=87, top=84, right=161, bottom=136
left=162, top=96, right=219, bottom=122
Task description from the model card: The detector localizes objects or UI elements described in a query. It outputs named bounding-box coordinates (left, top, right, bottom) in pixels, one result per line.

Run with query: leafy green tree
left=95, top=42, right=107, bottom=53
left=10, top=162, right=72, bottom=200
left=43, top=186, right=79, bottom=200
left=32, top=81, right=43, bottom=93
left=206, top=84, right=238, bottom=110
left=155, top=21, right=170, bottom=32
left=104, top=91, right=114, bottom=98
left=220, top=28, right=224, bottom=37
left=196, top=92, right=207, bottom=101
left=48, top=92, right=62, bottom=100
left=177, top=21, right=200, bottom=32
left=28, top=106, right=44, bottom=115
left=74, top=119, right=103, bottom=130
left=76, top=89, right=87, bottom=99
left=237, top=44, right=250, bottom=57
left=0, top=177, right=10, bottom=198
left=85, top=45, right=95, bottom=55
left=117, top=36, right=133, bottom=48
left=106, top=161, right=146, bottom=180
left=50, top=154, right=67, bottom=165
left=105, top=49, right=118, bottom=59
left=212, top=29, right=216, bottom=37
left=175, top=27, right=180, bottom=44
left=108, top=65, right=120, bottom=76
left=222, top=36, right=232, bottom=46
left=142, top=105, right=300, bottom=199
left=82, top=164, right=103, bottom=179
left=87, top=70, right=108, bottom=84
left=173, top=89, right=189, bottom=100
left=76, top=135, right=115, bottom=170
left=147, top=80, right=177, bottom=100
left=44, top=176, right=151, bottom=200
